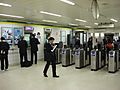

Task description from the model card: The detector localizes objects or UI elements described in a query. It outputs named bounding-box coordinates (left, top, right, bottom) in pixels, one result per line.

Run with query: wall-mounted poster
left=1, top=27, right=14, bottom=44
left=14, top=28, right=23, bottom=44
left=60, top=31, right=66, bottom=43
left=24, top=34, right=30, bottom=46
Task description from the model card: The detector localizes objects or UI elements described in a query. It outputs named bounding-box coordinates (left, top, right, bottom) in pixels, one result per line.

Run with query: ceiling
left=0, top=0, right=120, bottom=29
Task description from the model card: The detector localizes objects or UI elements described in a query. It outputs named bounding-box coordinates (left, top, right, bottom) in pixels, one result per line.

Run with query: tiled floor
left=0, top=61, right=120, bottom=90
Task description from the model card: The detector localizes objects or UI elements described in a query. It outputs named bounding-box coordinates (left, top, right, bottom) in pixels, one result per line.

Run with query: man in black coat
left=0, top=37, right=10, bottom=71
left=43, top=37, right=59, bottom=78
left=18, top=36, right=28, bottom=67
left=30, top=34, right=40, bottom=64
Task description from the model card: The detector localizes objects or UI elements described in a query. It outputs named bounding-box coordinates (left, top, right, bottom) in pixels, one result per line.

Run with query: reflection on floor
left=0, top=61, right=120, bottom=90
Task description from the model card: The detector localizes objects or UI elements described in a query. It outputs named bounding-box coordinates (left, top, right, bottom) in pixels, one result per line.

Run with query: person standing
left=75, top=37, right=80, bottom=49
left=88, top=37, right=93, bottom=51
left=30, top=34, right=40, bottom=64
left=0, top=37, right=9, bottom=71
left=18, top=36, right=28, bottom=67
left=106, top=39, right=113, bottom=60
left=43, top=37, right=59, bottom=78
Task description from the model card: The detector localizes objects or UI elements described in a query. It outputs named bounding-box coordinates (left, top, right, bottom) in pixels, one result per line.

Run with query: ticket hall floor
left=0, top=61, right=120, bottom=90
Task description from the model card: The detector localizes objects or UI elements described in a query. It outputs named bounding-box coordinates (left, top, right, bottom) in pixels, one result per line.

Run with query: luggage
left=21, top=60, right=32, bottom=67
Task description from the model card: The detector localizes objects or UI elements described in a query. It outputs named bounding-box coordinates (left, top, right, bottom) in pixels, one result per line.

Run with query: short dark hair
left=1, top=37, right=5, bottom=40
left=48, top=37, right=55, bottom=41
left=32, top=34, right=35, bottom=38
left=21, top=36, right=24, bottom=40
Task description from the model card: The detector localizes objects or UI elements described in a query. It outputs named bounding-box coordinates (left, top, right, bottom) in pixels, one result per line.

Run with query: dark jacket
left=44, top=43, right=56, bottom=62
left=88, top=40, right=93, bottom=50
left=18, top=40, right=28, bottom=54
left=0, top=41, right=9, bottom=55
left=30, top=38, right=40, bottom=52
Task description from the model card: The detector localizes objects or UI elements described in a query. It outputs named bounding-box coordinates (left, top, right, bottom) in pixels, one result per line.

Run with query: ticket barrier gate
left=61, top=48, right=71, bottom=67
left=70, top=50, right=75, bottom=65
left=119, top=49, right=120, bottom=69
left=101, top=49, right=106, bottom=68
left=75, top=49, right=86, bottom=69
left=85, top=48, right=91, bottom=66
left=108, top=50, right=119, bottom=73
left=55, top=48, right=62, bottom=64
left=91, top=50, right=104, bottom=71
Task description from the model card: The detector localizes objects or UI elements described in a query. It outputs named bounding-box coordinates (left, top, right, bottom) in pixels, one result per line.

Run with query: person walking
left=30, top=34, right=40, bottom=64
left=0, top=37, right=10, bottom=71
left=18, top=36, right=28, bottom=67
left=43, top=37, right=59, bottom=78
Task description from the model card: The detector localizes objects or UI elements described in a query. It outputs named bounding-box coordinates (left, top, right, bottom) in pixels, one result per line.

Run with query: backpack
left=106, top=43, right=113, bottom=49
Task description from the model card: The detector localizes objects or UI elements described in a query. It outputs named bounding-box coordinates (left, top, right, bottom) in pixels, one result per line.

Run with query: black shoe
left=53, top=75, right=59, bottom=78
left=5, top=69, right=8, bottom=71
left=44, top=74, right=48, bottom=77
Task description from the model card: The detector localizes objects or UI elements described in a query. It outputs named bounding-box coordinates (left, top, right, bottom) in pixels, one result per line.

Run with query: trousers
left=1, top=55, right=8, bottom=70
left=31, top=51, right=37, bottom=64
left=43, top=61, right=56, bottom=76
left=20, top=52, right=28, bottom=65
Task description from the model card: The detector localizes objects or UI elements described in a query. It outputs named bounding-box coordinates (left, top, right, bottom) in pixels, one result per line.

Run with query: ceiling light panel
left=0, top=3, right=12, bottom=7
left=110, top=18, right=118, bottom=22
left=0, top=14, right=24, bottom=18
left=85, top=26, right=91, bottom=28
left=60, top=0, right=75, bottom=5
left=94, top=23, right=98, bottom=25
left=42, top=20, right=58, bottom=23
left=75, top=19, right=87, bottom=22
left=40, top=11, right=62, bottom=17
left=69, top=23, right=78, bottom=26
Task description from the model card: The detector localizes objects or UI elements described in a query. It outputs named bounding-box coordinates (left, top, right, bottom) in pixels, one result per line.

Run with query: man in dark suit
left=18, top=36, right=28, bottom=67
left=30, top=34, right=40, bottom=64
left=0, top=37, right=10, bottom=71
left=43, top=37, right=59, bottom=78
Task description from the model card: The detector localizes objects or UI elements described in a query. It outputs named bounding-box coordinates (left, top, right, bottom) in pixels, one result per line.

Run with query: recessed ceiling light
left=85, top=26, right=91, bottom=28
left=42, top=20, right=58, bottom=23
left=94, top=23, right=98, bottom=25
left=40, top=11, right=62, bottom=17
left=60, top=0, right=75, bottom=5
left=69, top=23, right=78, bottom=26
left=0, top=3, right=12, bottom=7
left=110, top=18, right=118, bottom=22
left=75, top=19, right=87, bottom=22
left=0, top=14, right=24, bottom=18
